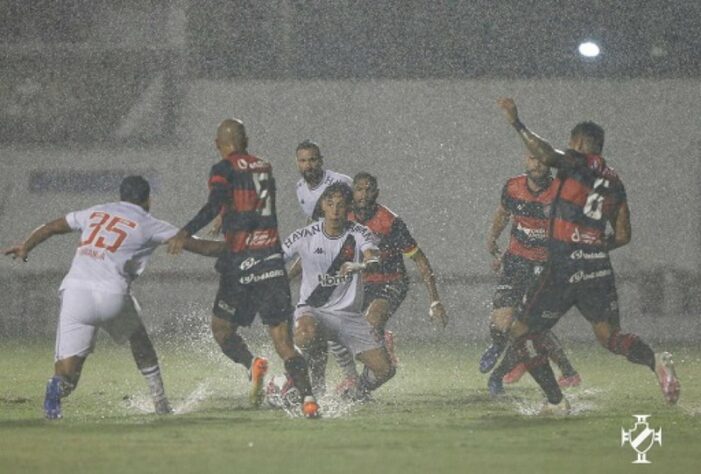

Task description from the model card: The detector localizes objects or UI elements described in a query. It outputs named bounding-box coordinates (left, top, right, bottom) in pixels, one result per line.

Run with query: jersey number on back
left=80, top=212, right=137, bottom=252
left=252, top=172, right=273, bottom=216
left=583, top=178, right=609, bottom=221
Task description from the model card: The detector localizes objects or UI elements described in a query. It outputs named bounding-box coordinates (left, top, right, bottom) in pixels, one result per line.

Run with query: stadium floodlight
left=578, top=41, right=600, bottom=58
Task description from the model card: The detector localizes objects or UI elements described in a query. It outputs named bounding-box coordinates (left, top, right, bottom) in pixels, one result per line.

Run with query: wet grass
left=0, top=338, right=699, bottom=473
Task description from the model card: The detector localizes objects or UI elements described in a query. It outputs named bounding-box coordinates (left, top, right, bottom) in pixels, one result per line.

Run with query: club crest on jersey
left=317, top=272, right=353, bottom=287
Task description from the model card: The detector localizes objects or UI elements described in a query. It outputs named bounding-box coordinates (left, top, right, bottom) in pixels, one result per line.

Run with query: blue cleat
left=488, top=372, right=505, bottom=397
left=44, top=377, right=63, bottom=420
left=479, top=344, right=504, bottom=373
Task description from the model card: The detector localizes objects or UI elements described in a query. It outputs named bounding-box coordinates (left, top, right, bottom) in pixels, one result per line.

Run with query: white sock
left=329, top=342, right=358, bottom=379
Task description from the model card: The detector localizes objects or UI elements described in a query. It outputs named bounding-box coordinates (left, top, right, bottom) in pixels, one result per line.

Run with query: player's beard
left=527, top=171, right=552, bottom=190
left=303, top=169, right=323, bottom=185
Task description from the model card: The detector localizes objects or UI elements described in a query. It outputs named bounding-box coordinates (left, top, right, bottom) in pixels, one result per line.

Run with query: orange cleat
left=302, top=396, right=321, bottom=419
left=249, top=357, right=269, bottom=407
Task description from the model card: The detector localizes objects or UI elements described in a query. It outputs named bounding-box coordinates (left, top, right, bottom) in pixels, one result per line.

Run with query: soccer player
left=294, top=140, right=353, bottom=220
left=291, top=139, right=359, bottom=391
left=480, top=156, right=580, bottom=395
left=349, top=172, right=448, bottom=364
left=283, top=183, right=395, bottom=401
left=167, top=119, right=319, bottom=418
left=496, top=98, right=680, bottom=409
left=2, top=176, right=225, bottom=419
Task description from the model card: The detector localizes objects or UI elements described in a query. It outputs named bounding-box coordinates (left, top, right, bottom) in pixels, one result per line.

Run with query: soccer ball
left=265, top=374, right=301, bottom=410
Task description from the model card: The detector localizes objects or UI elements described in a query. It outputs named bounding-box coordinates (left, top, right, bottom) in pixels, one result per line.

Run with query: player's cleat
left=538, top=397, right=571, bottom=416
left=557, top=373, right=581, bottom=388
left=153, top=397, right=173, bottom=415
left=384, top=330, right=399, bottom=367
left=302, top=396, right=321, bottom=419
left=655, top=352, right=680, bottom=404
left=487, top=372, right=504, bottom=397
left=503, top=362, right=527, bottom=384
left=335, top=375, right=359, bottom=397
left=249, top=357, right=269, bottom=407
left=44, top=376, right=63, bottom=420
left=479, top=344, right=503, bottom=373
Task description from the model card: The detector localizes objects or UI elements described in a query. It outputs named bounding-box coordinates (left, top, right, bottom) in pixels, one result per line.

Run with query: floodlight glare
left=578, top=41, right=600, bottom=58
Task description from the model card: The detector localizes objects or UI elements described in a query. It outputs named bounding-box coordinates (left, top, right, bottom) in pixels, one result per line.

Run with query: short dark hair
left=353, top=172, right=378, bottom=189
left=570, top=121, right=605, bottom=153
left=119, top=175, right=150, bottom=204
left=296, top=139, right=321, bottom=156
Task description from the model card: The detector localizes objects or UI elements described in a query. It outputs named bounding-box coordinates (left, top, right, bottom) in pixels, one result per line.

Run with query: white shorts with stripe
left=55, top=289, right=142, bottom=361
left=294, top=305, right=383, bottom=356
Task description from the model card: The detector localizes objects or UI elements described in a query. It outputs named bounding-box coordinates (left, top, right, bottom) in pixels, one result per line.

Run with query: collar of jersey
left=118, top=201, right=148, bottom=215
left=306, top=170, right=327, bottom=191
left=321, top=220, right=350, bottom=240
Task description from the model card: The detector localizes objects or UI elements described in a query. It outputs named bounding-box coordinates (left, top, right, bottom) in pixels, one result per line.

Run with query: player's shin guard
left=329, top=341, right=358, bottom=379
left=541, top=331, right=577, bottom=378
left=284, top=355, right=313, bottom=399
left=606, top=330, right=655, bottom=371
left=513, top=335, right=563, bottom=404
left=219, top=333, right=254, bottom=370
left=140, top=365, right=171, bottom=414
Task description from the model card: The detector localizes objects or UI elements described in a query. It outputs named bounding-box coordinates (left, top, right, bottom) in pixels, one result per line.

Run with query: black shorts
left=492, top=252, right=546, bottom=309
left=212, top=268, right=293, bottom=327
left=363, top=278, right=409, bottom=316
left=516, top=264, right=620, bottom=332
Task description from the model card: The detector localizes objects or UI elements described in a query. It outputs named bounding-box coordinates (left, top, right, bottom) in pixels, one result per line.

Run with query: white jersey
left=295, top=169, right=352, bottom=218
left=282, top=220, right=378, bottom=314
left=59, top=201, right=177, bottom=295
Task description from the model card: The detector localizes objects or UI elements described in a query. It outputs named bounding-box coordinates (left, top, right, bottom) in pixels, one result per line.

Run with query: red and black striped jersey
left=348, top=204, right=418, bottom=283
left=550, top=151, right=626, bottom=254
left=184, top=152, right=282, bottom=258
left=501, top=175, right=559, bottom=262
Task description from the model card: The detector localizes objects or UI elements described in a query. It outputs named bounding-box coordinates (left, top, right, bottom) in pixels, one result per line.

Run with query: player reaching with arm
left=2, top=176, right=225, bottom=419
left=283, top=183, right=395, bottom=401
left=349, top=172, right=447, bottom=368
left=479, top=156, right=580, bottom=396
left=496, top=98, right=679, bottom=410
left=167, top=119, right=319, bottom=418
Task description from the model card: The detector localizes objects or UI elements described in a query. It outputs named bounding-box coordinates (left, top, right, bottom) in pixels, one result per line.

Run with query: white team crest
left=621, top=415, right=662, bottom=464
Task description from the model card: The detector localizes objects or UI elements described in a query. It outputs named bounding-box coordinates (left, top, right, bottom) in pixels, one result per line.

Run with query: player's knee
left=293, top=316, right=317, bottom=349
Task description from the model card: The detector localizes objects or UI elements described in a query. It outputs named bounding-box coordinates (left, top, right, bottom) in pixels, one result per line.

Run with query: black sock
left=490, top=324, right=509, bottom=351
left=513, top=335, right=563, bottom=404
left=541, top=331, right=577, bottom=377
left=284, top=355, right=313, bottom=399
left=219, top=333, right=253, bottom=369
left=492, top=345, right=520, bottom=379
left=607, top=330, right=655, bottom=371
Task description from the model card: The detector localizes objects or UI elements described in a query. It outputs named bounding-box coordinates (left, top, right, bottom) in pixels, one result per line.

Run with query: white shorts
left=294, top=305, right=383, bottom=356
left=55, top=289, right=142, bottom=360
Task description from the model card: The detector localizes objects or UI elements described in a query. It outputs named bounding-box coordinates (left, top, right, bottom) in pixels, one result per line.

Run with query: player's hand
left=429, top=301, right=448, bottom=328
left=3, top=244, right=29, bottom=262
left=207, top=215, right=223, bottom=237
left=497, top=97, right=519, bottom=124
left=340, top=261, right=365, bottom=277
left=167, top=230, right=189, bottom=255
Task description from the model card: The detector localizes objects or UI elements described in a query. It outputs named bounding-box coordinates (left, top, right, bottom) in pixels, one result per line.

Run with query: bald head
left=216, top=118, right=248, bottom=158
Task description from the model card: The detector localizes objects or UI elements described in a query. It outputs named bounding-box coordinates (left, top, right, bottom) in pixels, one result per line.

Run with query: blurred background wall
left=0, top=1, right=699, bottom=342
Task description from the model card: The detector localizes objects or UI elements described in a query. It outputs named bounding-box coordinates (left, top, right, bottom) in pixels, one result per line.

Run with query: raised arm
left=497, top=98, right=565, bottom=167
left=410, top=248, right=448, bottom=327
left=2, top=217, right=73, bottom=262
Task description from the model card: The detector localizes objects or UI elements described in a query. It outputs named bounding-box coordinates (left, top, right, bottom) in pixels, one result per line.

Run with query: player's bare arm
left=169, top=185, right=227, bottom=255
left=497, top=98, right=564, bottom=167
left=340, top=248, right=380, bottom=277
left=181, top=237, right=227, bottom=257
left=605, top=201, right=632, bottom=251
left=287, top=256, right=302, bottom=279
left=487, top=204, right=511, bottom=272
left=3, top=217, right=73, bottom=262
left=410, top=248, right=448, bottom=327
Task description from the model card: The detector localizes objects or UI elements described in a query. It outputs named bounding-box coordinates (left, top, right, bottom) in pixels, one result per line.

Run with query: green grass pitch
left=1, top=337, right=699, bottom=474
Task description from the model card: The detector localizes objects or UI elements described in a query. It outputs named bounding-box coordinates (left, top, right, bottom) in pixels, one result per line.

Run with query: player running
left=496, top=98, right=680, bottom=410
left=349, top=172, right=447, bottom=365
left=2, top=176, right=224, bottom=419
left=283, top=183, right=395, bottom=401
left=167, top=119, right=319, bottom=418
left=480, top=156, right=580, bottom=395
